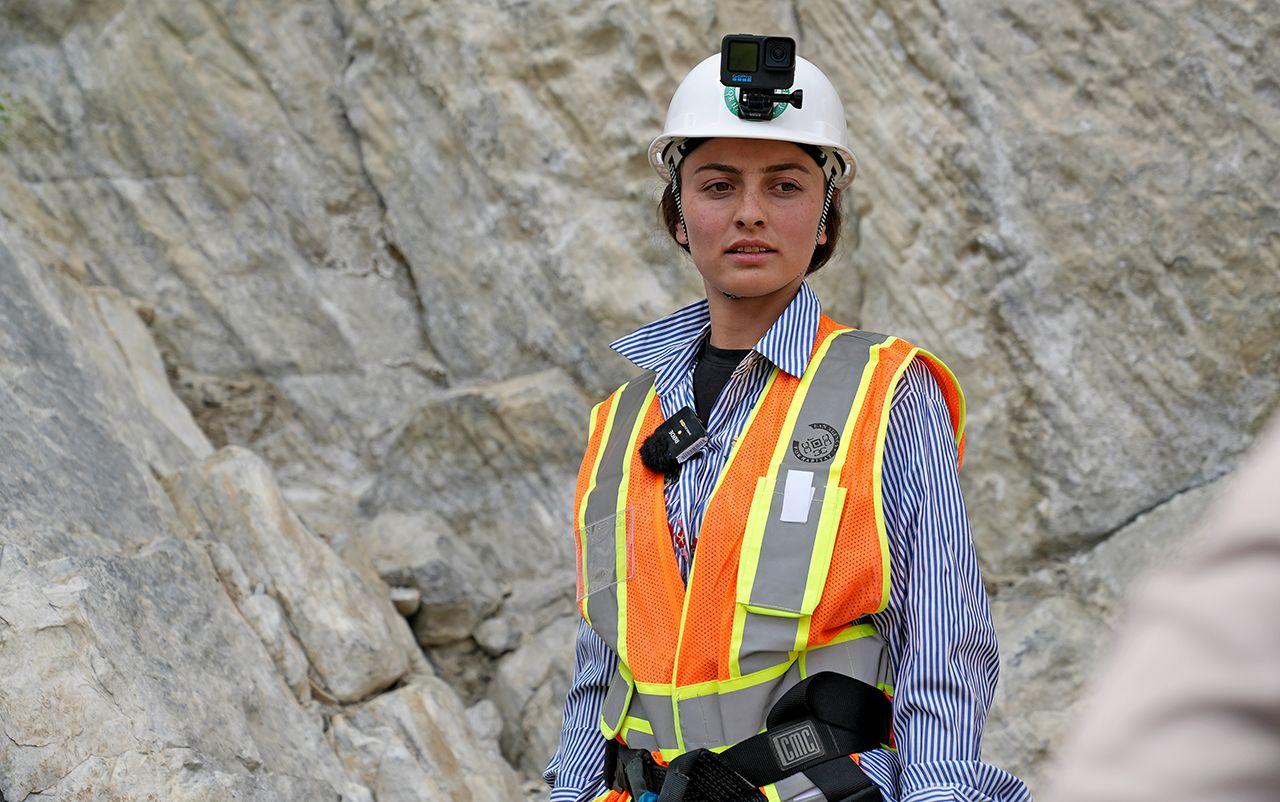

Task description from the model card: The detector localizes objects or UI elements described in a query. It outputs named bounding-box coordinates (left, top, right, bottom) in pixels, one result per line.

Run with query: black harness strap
left=611, top=672, right=891, bottom=801
left=804, top=755, right=881, bottom=802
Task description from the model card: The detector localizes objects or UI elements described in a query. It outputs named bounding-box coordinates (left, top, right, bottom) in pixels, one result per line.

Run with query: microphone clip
left=639, top=406, right=709, bottom=479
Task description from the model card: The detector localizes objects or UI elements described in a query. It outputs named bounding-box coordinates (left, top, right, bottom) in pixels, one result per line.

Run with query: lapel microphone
left=640, top=406, right=709, bottom=479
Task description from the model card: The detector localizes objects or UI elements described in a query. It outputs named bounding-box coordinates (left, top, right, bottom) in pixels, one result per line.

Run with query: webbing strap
left=764, top=669, right=892, bottom=734
left=615, top=673, right=890, bottom=801
left=804, top=756, right=881, bottom=801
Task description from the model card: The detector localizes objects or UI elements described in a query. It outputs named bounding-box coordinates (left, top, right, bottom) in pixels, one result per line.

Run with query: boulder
left=488, top=615, right=579, bottom=777
left=163, top=446, right=413, bottom=703
left=357, top=510, right=504, bottom=646
left=329, top=676, right=524, bottom=801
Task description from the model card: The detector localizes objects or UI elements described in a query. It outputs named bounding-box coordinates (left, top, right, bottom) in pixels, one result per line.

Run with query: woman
left=544, top=49, right=1031, bottom=802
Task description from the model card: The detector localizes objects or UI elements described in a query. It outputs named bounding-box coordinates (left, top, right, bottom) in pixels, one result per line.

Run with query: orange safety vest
left=573, top=314, right=966, bottom=801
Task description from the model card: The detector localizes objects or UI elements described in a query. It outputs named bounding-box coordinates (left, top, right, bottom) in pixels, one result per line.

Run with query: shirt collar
left=608, top=280, right=822, bottom=398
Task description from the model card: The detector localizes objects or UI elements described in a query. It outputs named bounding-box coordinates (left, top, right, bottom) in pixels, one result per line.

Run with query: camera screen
left=727, top=41, right=759, bottom=72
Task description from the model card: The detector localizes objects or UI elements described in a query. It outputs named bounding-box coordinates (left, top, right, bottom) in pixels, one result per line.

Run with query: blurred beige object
left=1041, top=410, right=1280, bottom=802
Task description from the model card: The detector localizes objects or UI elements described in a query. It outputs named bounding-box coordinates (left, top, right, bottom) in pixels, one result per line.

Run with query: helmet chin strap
left=672, top=169, right=835, bottom=301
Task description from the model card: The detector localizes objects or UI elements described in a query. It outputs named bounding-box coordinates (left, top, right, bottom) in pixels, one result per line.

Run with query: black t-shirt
left=693, top=338, right=753, bottom=424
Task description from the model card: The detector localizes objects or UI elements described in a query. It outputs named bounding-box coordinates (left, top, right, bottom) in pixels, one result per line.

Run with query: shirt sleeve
left=543, top=616, right=618, bottom=802
left=863, top=358, right=1032, bottom=802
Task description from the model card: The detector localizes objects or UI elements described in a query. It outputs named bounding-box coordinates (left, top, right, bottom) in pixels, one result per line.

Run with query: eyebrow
left=692, top=162, right=813, bottom=175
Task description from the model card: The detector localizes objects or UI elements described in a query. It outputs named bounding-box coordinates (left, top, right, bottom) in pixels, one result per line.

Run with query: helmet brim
left=648, top=131, right=858, bottom=190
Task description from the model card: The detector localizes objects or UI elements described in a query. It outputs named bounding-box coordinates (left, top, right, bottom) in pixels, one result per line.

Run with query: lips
left=725, top=239, right=776, bottom=254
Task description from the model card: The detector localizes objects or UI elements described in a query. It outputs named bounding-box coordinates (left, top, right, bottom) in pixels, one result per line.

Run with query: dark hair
left=657, top=138, right=843, bottom=276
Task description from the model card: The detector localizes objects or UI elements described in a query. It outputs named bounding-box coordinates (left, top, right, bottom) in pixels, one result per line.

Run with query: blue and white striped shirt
left=544, top=281, right=1030, bottom=802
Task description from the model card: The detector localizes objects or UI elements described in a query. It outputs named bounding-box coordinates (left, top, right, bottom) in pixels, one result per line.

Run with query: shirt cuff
left=901, top=760, right=1033, bottom=802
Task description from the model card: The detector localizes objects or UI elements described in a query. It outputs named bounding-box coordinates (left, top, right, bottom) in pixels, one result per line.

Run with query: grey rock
left=489, top=615, right=579, bottom=776
left=240, top=591, right=313, bottom=702
left=390, top=585, right=423, bottom=616
left=0, top=202, right=497, bottom=797
left=475, top=615, right=520, bottom=657
left=162, top=446, right=412, bottom=703
left=329, top=676, right=524, bottom=801
left=985, top=474, right=1230, bottom=787
left=89, top=286, right=215, bottom=467
left=0, top=539, right=371, bottom=801
left=356, top=371, right=590, bottom=582
left=467, top=698, right=504, bottom=744
left=1070, top=477, right=1229, bottom=617
left=427, top=638, right=497, bottom=706
left=359, top=510, right=504, bottom=646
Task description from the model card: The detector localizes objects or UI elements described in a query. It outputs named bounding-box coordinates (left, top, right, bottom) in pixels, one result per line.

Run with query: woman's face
left=676, top=137, right=827, bottom=298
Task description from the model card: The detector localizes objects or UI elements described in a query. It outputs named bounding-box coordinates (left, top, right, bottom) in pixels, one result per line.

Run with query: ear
left=676, top=221, right=688, bottom=246
left=817, top=227, right=828, bottom=246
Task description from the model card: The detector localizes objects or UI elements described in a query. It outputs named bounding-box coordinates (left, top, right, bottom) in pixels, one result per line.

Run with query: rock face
left=164, top=446, right=413, bottom=703
left=0, top=234, right=524, bottom=800
left=0, top=0, right=1276, bottom=797
left=330, top=676, right=523, bottom=802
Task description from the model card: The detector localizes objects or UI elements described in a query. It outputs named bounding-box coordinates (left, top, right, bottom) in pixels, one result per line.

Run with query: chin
left=709, top=266, right=801, bottom=298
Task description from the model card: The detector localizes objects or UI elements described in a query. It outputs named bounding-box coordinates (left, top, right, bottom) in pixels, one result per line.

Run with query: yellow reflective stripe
left=601, top=661, right=636, bottom=740
left=729, top=329, right=851, bottom=676
left=798, top=483, right=847, bottom=621
left=798, top=334, right=886, bottom=622
left=676, top=363, right=784, bottom=734
left=675, top=654, right=794, bottom=698
left=674, top=647, right=796, bottom=752
left=633, top=677, right=672, bottom=695
left=621, top=716, right=653, bottom=736
left=913, top=346, right=967, bottom=446
left=797, top=621, right=877, bottom=676
left=615, top=384, right=657, bottom=668
left=762, top=786, right=783, bottom=802
left=729, top=473, right=776, bottom=677
left=872, top=341, right=913, bottom=612
left=827, top=621, right=878, bottom=644
left=766, top=326, right=851, bottom=483
left=579, top=393, right=624, bottom=624
left=740, top=603, right=803, bottom=617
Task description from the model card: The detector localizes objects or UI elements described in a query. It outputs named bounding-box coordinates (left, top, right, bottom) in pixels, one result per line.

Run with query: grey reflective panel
left=582, top=372, right=656, bottom=651
left=602, top=668, right=633, bottom=732
left=746, top=330, right=888, bottom=615
left=624, top=728, right=660, bottom=752
left=770, top=660, right=805, bottom=713
left=738, top=612, right=800, bottom=675
left=631, top=689, right=678, bottom=750
left=677, top=692, right=725, bottom=750
left=803, top=631, right=890, bottom=688
left=678, top=678, right=777, bottom=749
left=718, top=679, right=780, bottom=746
left=773, top=772, right=820, bottom=800
left=676, top=629, right=890, bottom=751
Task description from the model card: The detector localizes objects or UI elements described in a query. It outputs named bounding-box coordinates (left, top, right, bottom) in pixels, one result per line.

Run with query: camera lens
left=763, top=38, right=793, bottom=69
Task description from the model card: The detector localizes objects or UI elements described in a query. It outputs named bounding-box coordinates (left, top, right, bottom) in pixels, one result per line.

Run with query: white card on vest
left=779, top=469, right=816, bottom=523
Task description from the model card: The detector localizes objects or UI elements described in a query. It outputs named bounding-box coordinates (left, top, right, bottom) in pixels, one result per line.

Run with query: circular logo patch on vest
left=723, top=87, right=791, bottom=120
left=792, top=422, right=840, bottom=463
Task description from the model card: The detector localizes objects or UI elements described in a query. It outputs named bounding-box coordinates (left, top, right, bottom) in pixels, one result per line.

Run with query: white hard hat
left=648, top=53, right=858, bottom=190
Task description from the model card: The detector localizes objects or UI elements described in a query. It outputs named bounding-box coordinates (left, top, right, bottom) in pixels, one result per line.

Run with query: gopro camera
left=719, top=34, right=804, bottom=120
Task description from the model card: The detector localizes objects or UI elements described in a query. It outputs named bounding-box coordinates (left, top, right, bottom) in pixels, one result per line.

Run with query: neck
left=702, top=275, right=804, bottom=349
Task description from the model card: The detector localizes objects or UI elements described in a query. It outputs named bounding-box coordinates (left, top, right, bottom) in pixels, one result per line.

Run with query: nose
left=734, top=185, right=766, bottom=229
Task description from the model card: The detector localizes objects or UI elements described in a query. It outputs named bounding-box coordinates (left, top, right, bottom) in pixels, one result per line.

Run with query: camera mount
left=720, top=34, right=805, bottom=121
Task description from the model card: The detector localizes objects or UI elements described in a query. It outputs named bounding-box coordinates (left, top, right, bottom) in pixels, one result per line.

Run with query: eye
left=705, top=180, right=733, bottom=193
left=775, top=181, right=802, bottom=193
